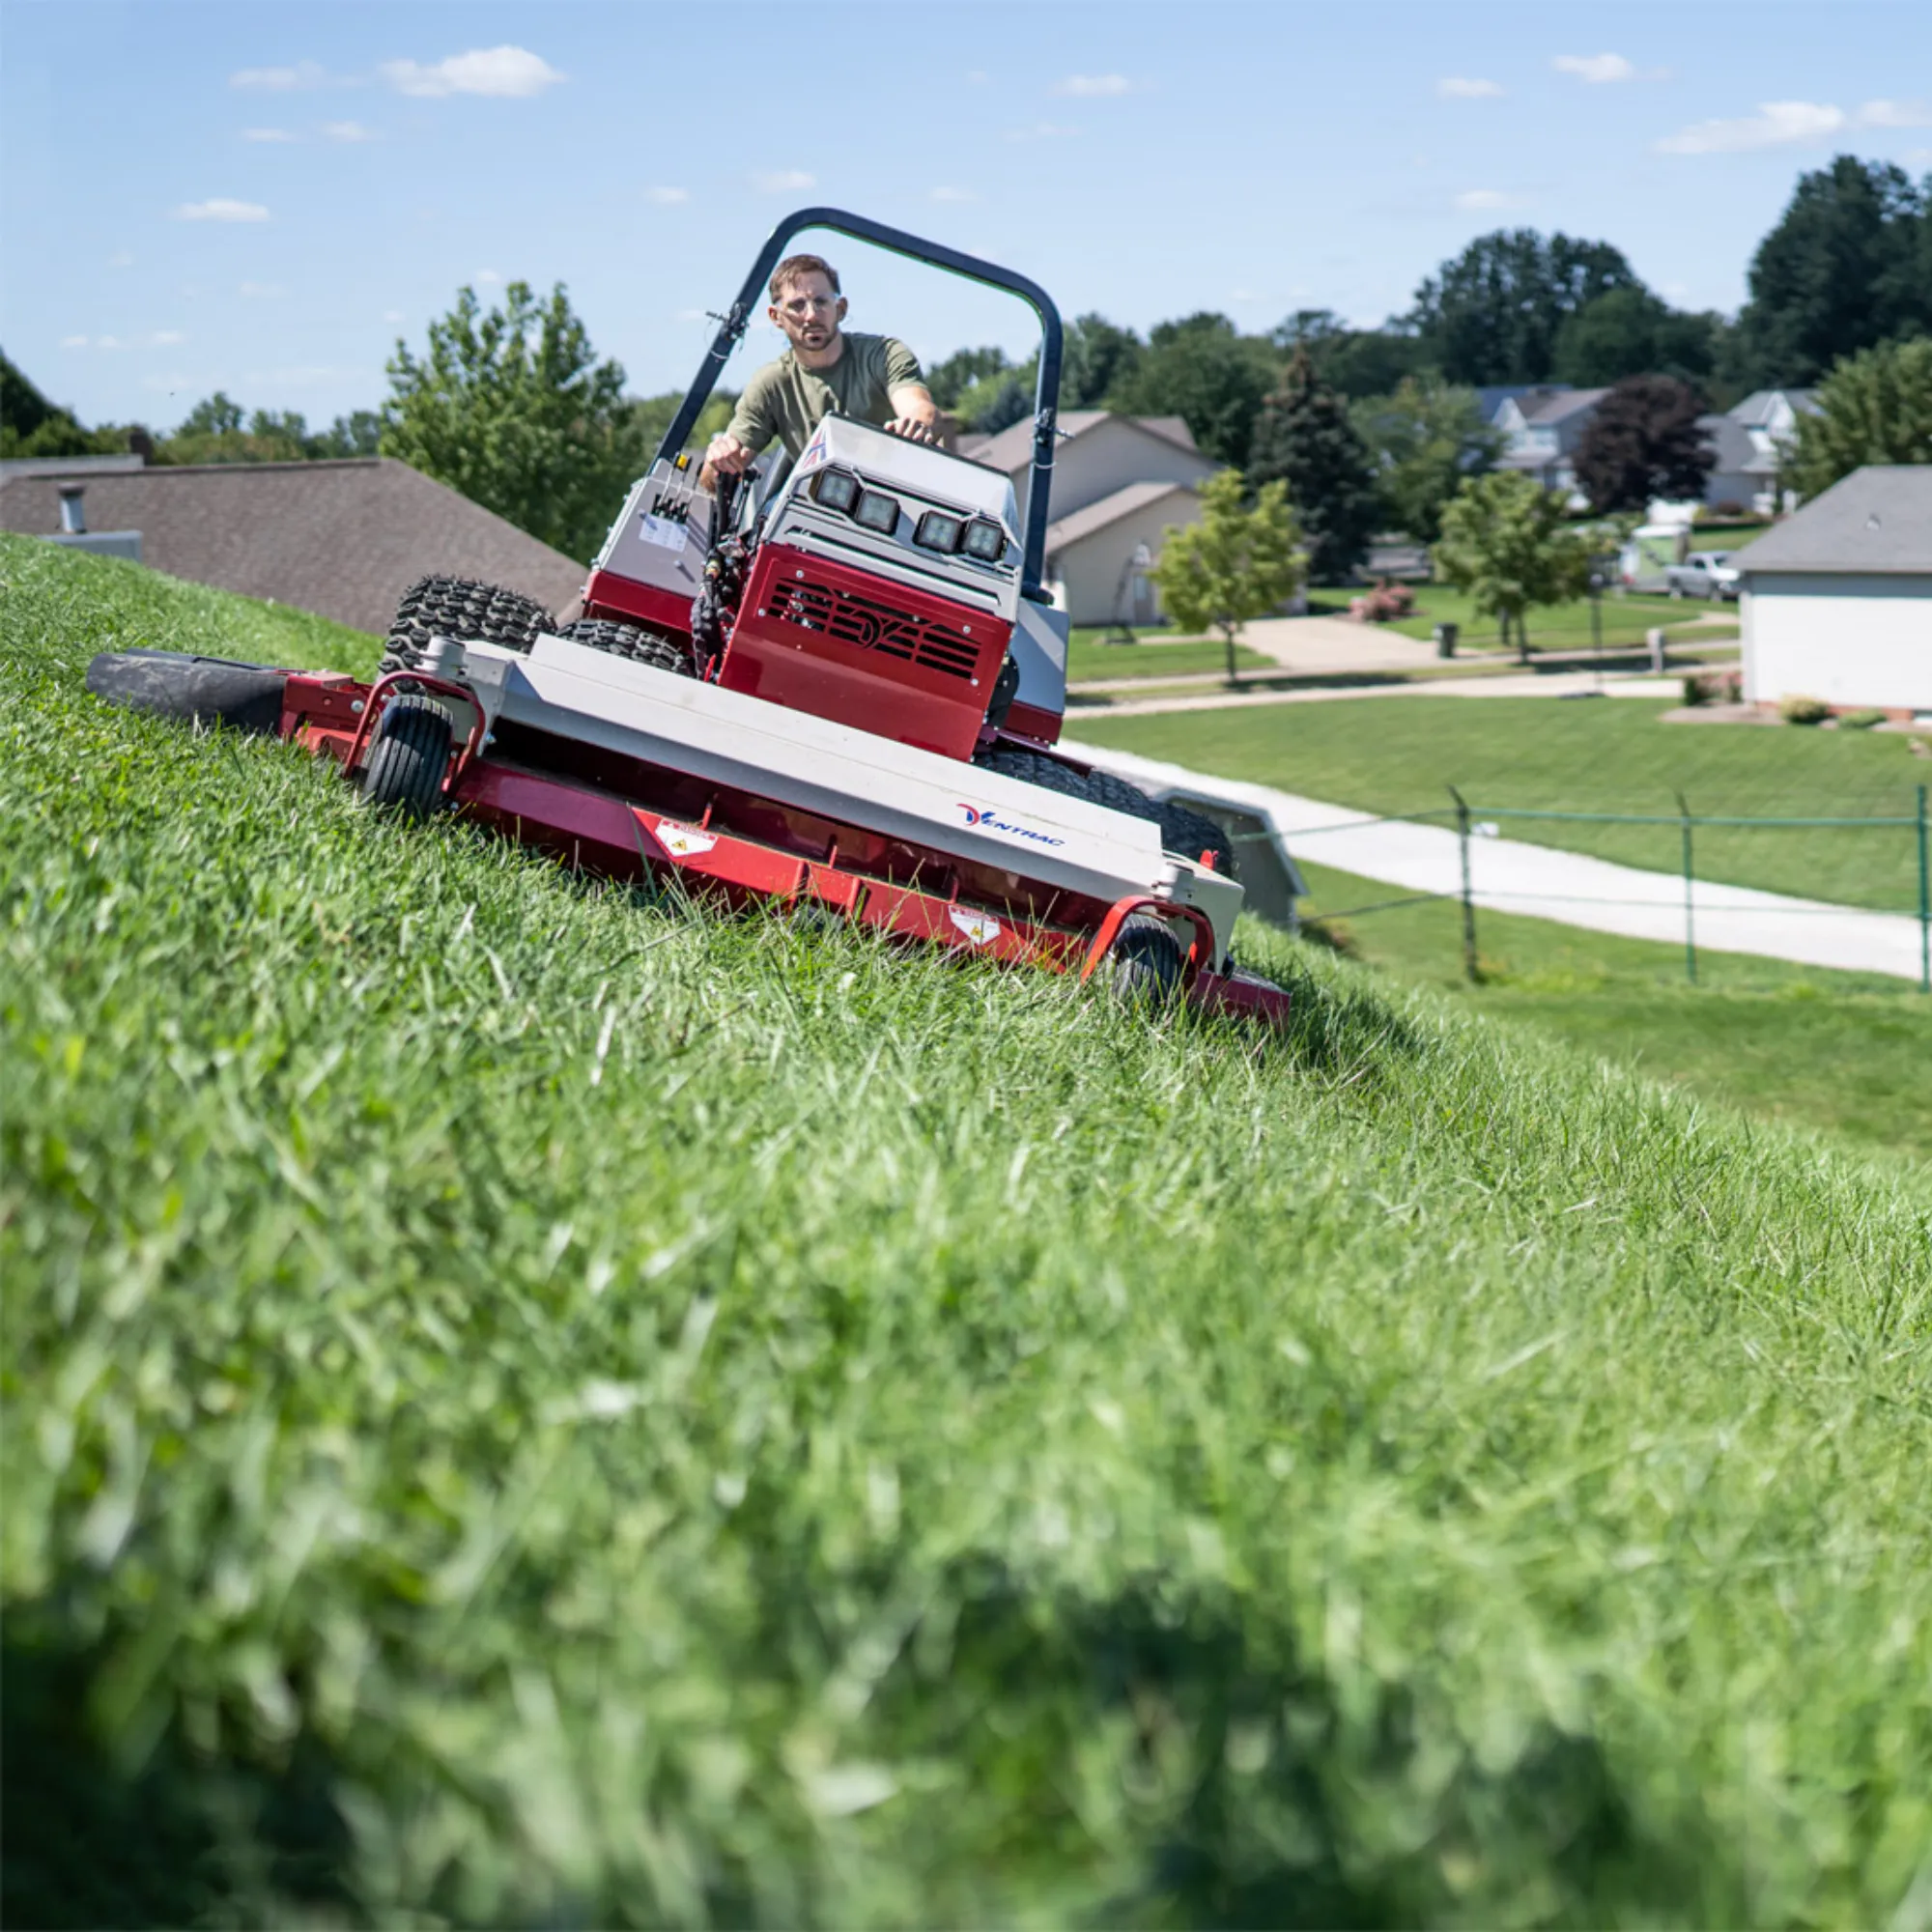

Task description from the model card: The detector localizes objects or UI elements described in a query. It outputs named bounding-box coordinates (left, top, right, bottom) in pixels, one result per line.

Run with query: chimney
left=58, top=485, right=87, bottom=534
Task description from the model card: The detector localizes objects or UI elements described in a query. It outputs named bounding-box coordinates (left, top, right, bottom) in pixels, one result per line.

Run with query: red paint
left=1002, top=700, right=1064, bottom=746
left=582, top=568, right=695, bottom=638
left=717, top=542, right=1011, bottom=761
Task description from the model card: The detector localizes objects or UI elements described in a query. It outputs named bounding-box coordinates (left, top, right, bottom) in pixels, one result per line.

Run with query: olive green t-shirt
left=724, top=332, right=925, bottom=459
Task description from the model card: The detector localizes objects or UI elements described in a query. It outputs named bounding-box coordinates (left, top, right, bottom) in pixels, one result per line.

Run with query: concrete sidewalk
left=1068, top=742, right=1929, bottom=984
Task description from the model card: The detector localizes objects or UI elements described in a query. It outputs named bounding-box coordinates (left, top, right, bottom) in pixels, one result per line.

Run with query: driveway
left=1067, top=742, right=1928, bottom=984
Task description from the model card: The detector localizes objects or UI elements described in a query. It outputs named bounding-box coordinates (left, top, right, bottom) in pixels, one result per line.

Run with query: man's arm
left=701, top=378, right=774, bottom=489
left=880, top=337, right=939, bottom=443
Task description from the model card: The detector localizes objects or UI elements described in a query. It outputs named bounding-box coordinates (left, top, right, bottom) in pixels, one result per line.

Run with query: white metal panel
left=1742, top=574, right=1932, bottom=709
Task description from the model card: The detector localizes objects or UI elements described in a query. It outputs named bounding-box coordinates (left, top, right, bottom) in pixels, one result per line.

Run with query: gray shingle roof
left=0, top=457, right=586, bottom=636
left=1044, top=478, right=1195, bottom=554
left=1737, top=466, right=1932, bottom=575
left=1523, top=387, right=1609, bottom=426
left=1698, top=412, right=1761, bottom=474
left=966, top=411, right=1202, bottom=477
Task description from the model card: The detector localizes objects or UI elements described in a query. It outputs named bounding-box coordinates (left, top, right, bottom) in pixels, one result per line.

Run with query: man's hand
left=699, top=432, right=753, bottom=492
left=884, top=415, right=939, bottom=444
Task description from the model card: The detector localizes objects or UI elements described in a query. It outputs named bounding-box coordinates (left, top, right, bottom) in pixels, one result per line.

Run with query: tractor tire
left=554, top=618, right=695, bottom=677
left=84, top=649, right=289, bottom=735
left=1099, top=913, right=1185, bottom=1007
left=980, top=746, right=1236, bottom=874
left=379, top=576, right=554, bottom=678
left=361, top=696, right=455, bottom=821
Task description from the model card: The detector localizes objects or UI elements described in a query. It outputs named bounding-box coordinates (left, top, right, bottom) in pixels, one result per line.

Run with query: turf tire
left=1156, top=801, right=1237, bottom=878
left=980, top=746, right=1236, bottom=874
left=554, top=618, right=695, bottom=677
left=362, top=696, right=454, bottom=821
left=379, top=576, right=554, bottom=678
left=1099, top=913, right=1185, bottom=1007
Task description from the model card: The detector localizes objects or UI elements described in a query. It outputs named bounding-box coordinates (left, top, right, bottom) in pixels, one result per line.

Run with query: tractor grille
left=766, top=575, right=982, bottom=681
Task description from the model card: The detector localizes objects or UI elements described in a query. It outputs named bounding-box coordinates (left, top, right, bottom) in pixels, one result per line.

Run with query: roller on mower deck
left=86, top=208, right=1291, bottom=1028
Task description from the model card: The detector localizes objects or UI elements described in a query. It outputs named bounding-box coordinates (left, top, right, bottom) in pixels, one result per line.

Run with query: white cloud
left=240, top=281, right=286, bottom=298
left=1454, top=188, right=1522, bottom=211
left=475, top=269, right=501, bottom=285
left=751, top=168, right=815, bottom=192
left=1437, top=77, right=1504, bottom=99
left=60, top=334, right=88, bottom=349
left=242, top=127, right=297, bottom=142
left=645, top=185, right=689, bottom=205
left=95, top=335, right=128, bottom=352
left=173, top=198, right=270, bottom=222
left=929, top=185, right=977, bottom=203
left=1004, top=122, right=1079, bottom=143
left=384, top=309, right=407, bottom=323
left=108, top=251, right=134, bottom=269
left=1229, top=288, right=1261, bottom=304
left=323, top=120, right=377, bottom=142
left=230, top=60, right=329, bottom=91
left=380, top=46, right=563, bottom=99
left=1054, top=72, right=1132, bottom=97
left=1657, top=99, right=1845, bottom=154
left=1857, top=99, right=1932, bottom=128
left=152, top=330, right=186, bottom=346
left=1553, top=53, right=1636, bottom=84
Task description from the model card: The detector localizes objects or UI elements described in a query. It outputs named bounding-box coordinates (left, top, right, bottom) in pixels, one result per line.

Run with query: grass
left=1077, top=695, right=1928, bottom=915
left=1294, top=856, right=1932, bottom=1163
left=1065, top=634, right=1271, bottom=683
left=1376, top=586, right=1736, bottom=652
left=4, top=535, right=1931, bottom=1927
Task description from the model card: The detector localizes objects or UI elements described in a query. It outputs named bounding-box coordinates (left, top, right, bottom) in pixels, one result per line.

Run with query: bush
left=1838, top=707, right=1887, bottom=729
left=1680, top=671, right=1709, bottom=707
left=1779, top=694, right=1832, bottom=725
left=1347, top=578, right=1415, bottom=623
left=1681, top=668, right=1744, bottom=706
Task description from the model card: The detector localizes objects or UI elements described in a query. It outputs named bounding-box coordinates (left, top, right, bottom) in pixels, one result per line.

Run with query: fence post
left=1918, top=783, right=1929, bottom=995
left=1676, top=789, right=1696, bottom=985
left=1448, top=784, right=1478, bottom=982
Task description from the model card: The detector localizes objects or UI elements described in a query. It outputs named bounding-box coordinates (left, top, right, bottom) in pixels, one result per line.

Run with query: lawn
left=1378, top=585, right=1737, bottom=652
left=1293, top=856, right=1932, bottom=1163
left=4, top=536, right=1930, bottom=1927
left=1077, top=695, right=1928, bottom=915
left=1065, top=634, right=1271, bottom=683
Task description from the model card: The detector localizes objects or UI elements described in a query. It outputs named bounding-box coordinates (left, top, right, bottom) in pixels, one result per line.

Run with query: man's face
left=769, top=270, right=846, bottom=354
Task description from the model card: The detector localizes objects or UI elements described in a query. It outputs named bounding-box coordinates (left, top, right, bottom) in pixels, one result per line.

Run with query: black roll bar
left=655, top=206, right=1065, bottom=602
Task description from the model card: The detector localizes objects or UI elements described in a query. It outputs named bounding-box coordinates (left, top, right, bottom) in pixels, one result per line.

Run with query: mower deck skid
left=279, top=635, right=1291, bottom=1028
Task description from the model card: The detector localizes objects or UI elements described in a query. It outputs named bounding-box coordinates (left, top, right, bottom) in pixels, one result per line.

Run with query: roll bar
left=655, top=206, right=1065, bottom=602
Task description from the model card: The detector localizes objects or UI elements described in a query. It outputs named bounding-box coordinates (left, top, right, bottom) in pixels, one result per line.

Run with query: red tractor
left=89, top=208, right=1290, bottom=1024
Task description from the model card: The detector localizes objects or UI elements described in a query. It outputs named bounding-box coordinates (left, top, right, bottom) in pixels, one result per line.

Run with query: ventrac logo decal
left=798, top=425, right=829, bottom=474
left=957, top=804, right=1065, bottom=847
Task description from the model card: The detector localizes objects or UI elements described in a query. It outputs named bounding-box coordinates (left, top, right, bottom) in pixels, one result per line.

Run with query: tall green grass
left=3, top=537, right=1930, bottom=1926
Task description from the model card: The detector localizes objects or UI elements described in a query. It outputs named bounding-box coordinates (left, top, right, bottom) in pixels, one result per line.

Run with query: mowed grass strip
left=1078, top=694, right=1928, bottom=914
left=3, top=537, right=1930, bottom=1927
left=1065, top=634, right=1272, bottom=684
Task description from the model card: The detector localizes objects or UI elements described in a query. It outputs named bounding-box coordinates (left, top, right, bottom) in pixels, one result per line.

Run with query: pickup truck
left=1663, top=551, right=1741, bottom=600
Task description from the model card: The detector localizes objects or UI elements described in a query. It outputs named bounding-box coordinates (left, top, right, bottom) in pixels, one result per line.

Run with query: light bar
left=915, top=510, right=964, bottom=554
left=810, top=468, right=860, bottom=513
left=962, top=519, right=1007, bottom=562
left=854, top=490, right=899, bottom=534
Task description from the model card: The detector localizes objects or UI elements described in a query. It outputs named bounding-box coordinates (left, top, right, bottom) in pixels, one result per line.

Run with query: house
left=1494, top=388, right=1607, bottom=502
left=1727, top=388, right=1819, bottom=515
left=1694, top=412, right=1764, bottom=513
left=1737, top=465, right=1932, bottom=716
left=0, top=457, right=586, bottom=638
left=958, top=412, right=1219, bottom=626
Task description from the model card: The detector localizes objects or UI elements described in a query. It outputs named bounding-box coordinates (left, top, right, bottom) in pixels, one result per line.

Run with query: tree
left=626, top=386, right=736, bottom=464
left=383, top=280, right=634, bottom=562
left=1105, top=312, right=1277, bottom=468
left=1730, top=157, right=1931, bottom=387
left=311, top=410, right=384, bottom=458
left=1247, top=349, right=1379, bottom=582
left=0, top=352, right=131, bottom=458
left=1572, top=376, right=1715, bottom=513
left=1350, top=375, right=1504, bottom=544
left=1435, top=471, right=1593, bottom=661
left=1150, top=468, right=1303, bottom=680
left=1273, top=309, right=1431, bottom=398
left=1781, top=336, right=1932, bottom=500
left=1404, top=229, right=1643, bottom=384
left=1060, top=313, right=1144, bottom=410
left=923, top=344, right=1012, bottom=409
left=1552, top=287, right=1719, bottom=387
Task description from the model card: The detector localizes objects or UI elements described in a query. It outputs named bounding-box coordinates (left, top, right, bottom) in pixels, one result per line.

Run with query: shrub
left=1779, top=694, right=1832, bottom=725
left=1681, top=668, right=1744, bottom=706
left=1838, top=707, right=1887, bottom=729
left=1347, top=578, right=1415, bottom=624
left=1680, top=672, right=1709, bottom=707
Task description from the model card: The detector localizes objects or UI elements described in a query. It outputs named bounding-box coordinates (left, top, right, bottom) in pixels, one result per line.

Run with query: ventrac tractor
left=89, top=209, right=1291, bottom=1024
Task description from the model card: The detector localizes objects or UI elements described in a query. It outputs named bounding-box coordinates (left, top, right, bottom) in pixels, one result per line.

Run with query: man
left=701, top=253, right=940, bottom=488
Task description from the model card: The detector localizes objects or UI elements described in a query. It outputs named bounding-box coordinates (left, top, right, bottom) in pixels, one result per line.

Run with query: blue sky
left=4, top=0, right=1927, bottom=432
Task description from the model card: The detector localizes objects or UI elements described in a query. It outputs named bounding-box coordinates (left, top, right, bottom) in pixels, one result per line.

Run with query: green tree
left=924, top=344, right=1012, bottom=409
left=1552, top=286, right=1719, bottom=386
left=1730, top=157, right=1931, bottom=386
left=1781, top=336, right=1932, bottom=500
left=1573, top=376, right=1715, bottom=513
left=1247, top=348, right=1379, bottom=582
left=1351, top=375, right=1503, bottom=544
left=0, top=351, right=129, bottom=458
left=1273, top=309, right=1431, bottom=398
left=1404, top=229, right=1643, bottom=384
left=1061, top=312, right=1144, bottom=409
left=1434, top=470, right=1593, bottom=662
left=383, top=280, right=633, bottom=562
left=311, top=410, right=384, bottom=458
left=626, top=387, right=737, bottom=463
left=1150, top=468, right=1303, bottom=680
left=1106, top=313, right=1277, bottom=468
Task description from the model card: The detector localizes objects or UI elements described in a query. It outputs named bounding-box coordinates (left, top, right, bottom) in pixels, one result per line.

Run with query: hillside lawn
left=1293, top=856, right=1932, bottom=1164
left=1066, top=633, right=1271, bottom=684
left=1373, top=586, right=1739, bottom=653
left=4, top=535, right=1929, bottom=1926
left=1077, top=694, right=1927, bottom=916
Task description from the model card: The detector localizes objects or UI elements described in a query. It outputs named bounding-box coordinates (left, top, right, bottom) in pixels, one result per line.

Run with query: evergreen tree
left=1247, top=349, right=1378, bottom=582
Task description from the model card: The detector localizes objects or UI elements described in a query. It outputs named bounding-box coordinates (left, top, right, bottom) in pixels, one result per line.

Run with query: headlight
left=962, top=519, right=1007, bottom=562
left=810, top=469, right=859, bottom=513
left=854, top=490, right=899, bottom=534
left=915, top=510, right=963, bottom=553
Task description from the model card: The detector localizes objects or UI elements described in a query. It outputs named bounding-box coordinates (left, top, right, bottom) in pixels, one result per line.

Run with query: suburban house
left=958, top=412, right=1219, bottom=626
left=1737, top=465, right=1932, bottom=716
left=1494, top=387, right=1607, bottom=502
left=0, top=458, right=586, bottom=637
left=1726, top=388, right=1819, bottom=514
